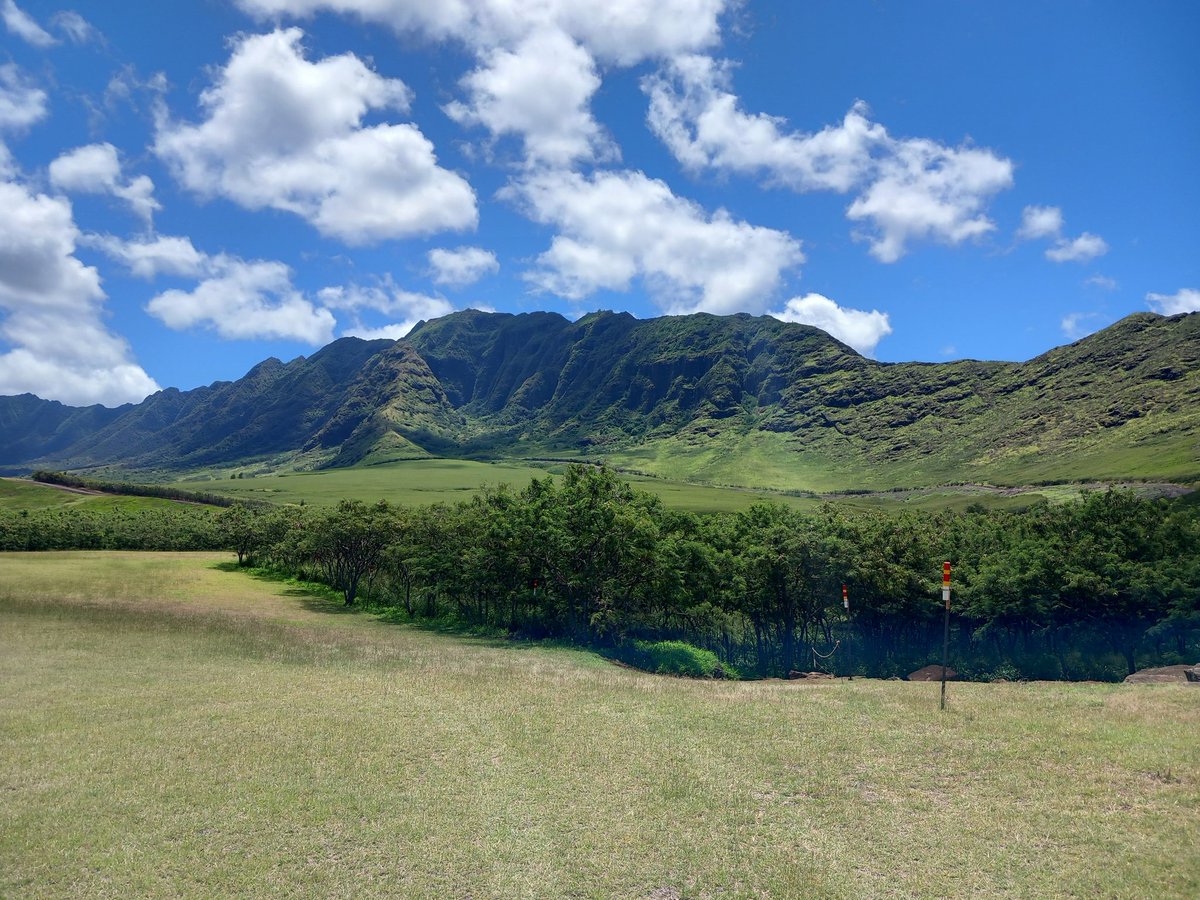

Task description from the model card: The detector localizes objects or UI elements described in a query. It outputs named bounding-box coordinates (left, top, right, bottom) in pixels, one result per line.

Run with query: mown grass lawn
left=2, top=552, right=1197, bottom=898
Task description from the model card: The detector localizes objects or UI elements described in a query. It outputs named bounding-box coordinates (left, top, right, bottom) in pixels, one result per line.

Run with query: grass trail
left=2, top=552, right=1197, bottom=898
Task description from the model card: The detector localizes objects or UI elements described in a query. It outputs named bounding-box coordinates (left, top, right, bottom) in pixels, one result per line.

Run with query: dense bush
left=611, top=640, right=733, bottom=679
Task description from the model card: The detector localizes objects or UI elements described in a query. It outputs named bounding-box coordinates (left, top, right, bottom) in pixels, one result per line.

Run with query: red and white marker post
left=940, top=562, right=951, bottom=710
left=843, top=584, right=851, bottom=679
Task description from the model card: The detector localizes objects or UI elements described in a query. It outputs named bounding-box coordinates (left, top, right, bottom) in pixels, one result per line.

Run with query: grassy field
left=2, top=553, right=1197, bottom=898
left=170, top=458, right=822, bottom=514
left=0, top=478, right=192, bottom=513
left=166, top=459, right=1069, bottom=515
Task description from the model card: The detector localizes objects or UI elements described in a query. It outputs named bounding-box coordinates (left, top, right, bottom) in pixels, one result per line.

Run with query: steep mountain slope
left=0, top=395, right=128, bottom=467
left=3, top=310, right=1196, bottom=490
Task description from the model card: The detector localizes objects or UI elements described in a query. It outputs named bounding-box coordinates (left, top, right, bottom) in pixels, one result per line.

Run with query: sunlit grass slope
left=2, top=553, right=1197, bottom=898
left=169, top=458, right=1057, bottom=514
left=171, top=458, right=822, bottom=513
left=0, top=478, right=190, bottom=513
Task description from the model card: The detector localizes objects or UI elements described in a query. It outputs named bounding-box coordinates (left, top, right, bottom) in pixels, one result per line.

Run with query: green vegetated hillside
left=2, top=309, right=1197, bottom=491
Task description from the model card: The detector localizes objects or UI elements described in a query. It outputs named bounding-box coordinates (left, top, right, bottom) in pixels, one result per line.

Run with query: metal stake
left=941, top=562, right=951, bottom=711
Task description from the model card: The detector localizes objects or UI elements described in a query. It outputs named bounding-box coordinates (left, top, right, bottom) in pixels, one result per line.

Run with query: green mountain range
left=2, top=309, right=1197, bottom=491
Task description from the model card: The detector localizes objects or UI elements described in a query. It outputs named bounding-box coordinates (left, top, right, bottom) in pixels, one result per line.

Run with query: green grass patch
left=610, top=639, right=735, bottom=679
left=2, top=552, right=1198, bottom=897
left=0, top=478, right=192, bottom=513
left=169, top=458, right=555, bottom=507
left=167, top=456, right=1044, bottom=515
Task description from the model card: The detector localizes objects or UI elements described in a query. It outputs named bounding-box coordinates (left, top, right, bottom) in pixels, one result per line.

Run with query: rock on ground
left=1124, top=664, right=1200, bottom=684
left=908, top=665, right=958, bottom=682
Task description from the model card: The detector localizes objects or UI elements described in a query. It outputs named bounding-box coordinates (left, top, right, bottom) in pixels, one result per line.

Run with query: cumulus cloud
left=236, top=0, right=726, bottom=64
left=645, top=57, right=1013, bottom=262
left=237, top=0, right=726, bottom=167
left=645, top=58, right=884, bottom=191
left=49, top=143, right=160, bottom=223
left=446, top=28, right=612, bottom=168
left=1014, top=203, right=1107, bottom=263
left=846, top=138, right=1012, bottom=263
left=1045, top=232, right=1108, bottom=263
left=1146, top=288, right=1200, bottom=316
left=154, top=28, right=476, bottom=244
left=428, top=246, right=499, bottom=287
left=91, top=231, right=338, bottom=343
left=85, top=233, right=207, bottom=279
left=2, top=0, right=55, bottom=47
left=147, top=258, right=336, bottom=344
left=0, top=63, right=48, bottom=131
left=1017, top=205, right=1063, bottom=241
left=0, top=177, right=159, bottom=406
left=769, top=293, right=892, bottom=356
left=319, top=280, right=455, bottom=338
left=511, top=169, right=802, bottom=314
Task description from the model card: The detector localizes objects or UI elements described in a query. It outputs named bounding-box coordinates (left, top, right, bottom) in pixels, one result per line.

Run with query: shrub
left=612, top=640, right=735, bottom=679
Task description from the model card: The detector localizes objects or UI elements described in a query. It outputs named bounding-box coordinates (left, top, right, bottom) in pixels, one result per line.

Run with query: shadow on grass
left=213, top=559, right=527, bottom=651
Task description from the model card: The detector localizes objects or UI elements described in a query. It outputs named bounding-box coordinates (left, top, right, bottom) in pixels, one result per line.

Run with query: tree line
left=3, top=465, right=1197, bottom=680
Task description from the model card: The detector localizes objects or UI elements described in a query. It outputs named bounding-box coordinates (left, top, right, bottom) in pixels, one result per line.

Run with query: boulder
left=1187, top=667, right=1200, bottom=683
left=1123, top=664, right=1199, bottom=684
left=908, top=664, right=958, bottom=682
left=787, top=670, right=835, bottom=680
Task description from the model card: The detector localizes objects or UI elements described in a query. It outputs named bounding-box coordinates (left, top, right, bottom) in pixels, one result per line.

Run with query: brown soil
left=908, top=664, right=958, bottom=682
left=1123, top=664, right=1199, bottom=684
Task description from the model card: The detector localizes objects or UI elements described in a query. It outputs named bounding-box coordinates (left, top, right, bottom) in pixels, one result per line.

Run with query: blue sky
left=0, top=0, right=1196, bottom=407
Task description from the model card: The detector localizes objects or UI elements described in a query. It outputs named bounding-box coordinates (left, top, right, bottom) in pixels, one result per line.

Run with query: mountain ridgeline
left=2, top=310, right=1197, bottom=491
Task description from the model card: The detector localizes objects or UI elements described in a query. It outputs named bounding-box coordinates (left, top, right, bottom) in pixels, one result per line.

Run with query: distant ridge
left=2, top=310, right=1196, bottom=491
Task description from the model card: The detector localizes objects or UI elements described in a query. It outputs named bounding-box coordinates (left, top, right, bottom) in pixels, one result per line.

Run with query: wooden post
left=941, top=562, right=951, bottom=711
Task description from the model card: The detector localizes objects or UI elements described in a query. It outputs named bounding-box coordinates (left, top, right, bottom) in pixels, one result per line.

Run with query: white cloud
left=428, top=246, right=499, bottom=287
left=769, top=293, right=892, bottom=356
left=236, top=1, right=726, bottom=167
left=0, top=178, right=159, bottom=406
left=51, top=10, right=100, bottom=44
left=1014, top=203, right=1108, bottom=264
left=319, top=280, right=455, bottom=338
left=645, top=58, right=884, bottom=191
left=1017, top=205, right=1063, bottom=241
left=146, top=258, right=336, bottom=344
left=1146, top=288, right=1200, bottom=316
left=86, top=233, right=207, bottom=279
left=645, top=57, right=1013, bottom=262
left=1045, top=232, right=1108, bottom=263
left=511, top=169, right=803, bottom=314
left=96, top=234, right=458, bottom=343
left=0, top=63, right=48, bottom=131
left=235, top=0, right=727, bottom=65
left=341, top=323, right=414, bottom=340
left=154, top=28, right=476, bottom=244
left=2, top=0, right=55, bottom=47
left=847, top=138, right=1012, bottom=263
left=445, top=28, right=612, bottom=168
left=94, top=233, right=338, bottom=344
left=49, top=143, right=160, bottom=223
left=1084, top=274, right=1118, bottom=291
left=1061, top=311, right=1105, bottom=340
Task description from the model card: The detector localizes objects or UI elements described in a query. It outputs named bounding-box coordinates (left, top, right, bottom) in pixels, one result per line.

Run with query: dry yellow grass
left=2, top=552, right=1197, bottom=898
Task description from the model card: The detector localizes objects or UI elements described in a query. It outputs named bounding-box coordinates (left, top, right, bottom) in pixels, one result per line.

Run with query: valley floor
left=2, top=553, right=1197, bottom=898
